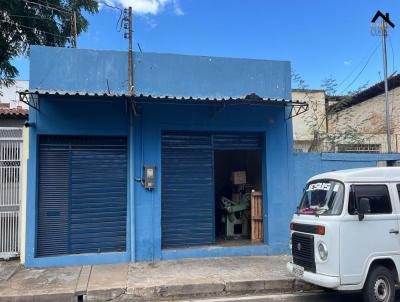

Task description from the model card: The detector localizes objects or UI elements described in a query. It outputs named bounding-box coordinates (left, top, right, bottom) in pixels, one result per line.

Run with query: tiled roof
left=0, top=104, right=28, bottom=119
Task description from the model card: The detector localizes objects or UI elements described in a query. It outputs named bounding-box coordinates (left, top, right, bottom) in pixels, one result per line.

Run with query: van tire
left=363, top=265, right=395, bottom=302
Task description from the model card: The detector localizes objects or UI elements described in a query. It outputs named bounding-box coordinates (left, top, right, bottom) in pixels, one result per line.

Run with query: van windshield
left=298, top=180, right=344, bottom=216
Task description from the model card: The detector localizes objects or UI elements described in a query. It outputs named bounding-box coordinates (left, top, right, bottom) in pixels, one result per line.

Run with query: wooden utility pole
left=70, top=11, right=77, bottom=48
left=127, top=7, right=137, bottom=115
left=128, top=7, right=133, bottom=96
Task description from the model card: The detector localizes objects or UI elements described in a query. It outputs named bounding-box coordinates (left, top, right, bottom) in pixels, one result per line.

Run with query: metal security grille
left=0, top=127, right=23, bottom=259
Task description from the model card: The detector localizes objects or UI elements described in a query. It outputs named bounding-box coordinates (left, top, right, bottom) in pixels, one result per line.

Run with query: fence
left=0, top=127, right=23, bottom=259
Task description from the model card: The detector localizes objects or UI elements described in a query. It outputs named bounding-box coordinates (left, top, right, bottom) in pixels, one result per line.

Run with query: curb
left=0, top=278, right=319, bottom=302
left=0, top=293, right=76, bottom=302
left=125, top=278, right=319, bottom=301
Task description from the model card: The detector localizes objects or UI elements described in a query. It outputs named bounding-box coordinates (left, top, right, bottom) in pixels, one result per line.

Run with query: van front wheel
left=363, top=265, right=395, bottom=302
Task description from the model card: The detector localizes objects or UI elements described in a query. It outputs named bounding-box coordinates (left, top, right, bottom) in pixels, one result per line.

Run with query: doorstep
left=0, top=256, right=318, bottom=302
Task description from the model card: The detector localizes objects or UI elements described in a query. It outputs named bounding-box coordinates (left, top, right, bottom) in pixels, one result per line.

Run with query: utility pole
left=381, top=20, right=391, bottom=153
left=371, top=11, right=395, bottom=153
left=124, top=6, right=137, bottom=115
left=128, top=7, right=133, bottom=96
left=70, top=11, right=77, bottom=48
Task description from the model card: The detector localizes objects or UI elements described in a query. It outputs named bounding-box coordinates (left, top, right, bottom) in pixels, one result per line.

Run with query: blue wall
left=25, top=97, right=296, bottom=266
left=29, top=46, right=291, bottom=100
left=25, top=46, right=400, bottom=267
left=24, top=96, right=400, bottom=267
left=25, top=96, right=132, bottom=267
left=133, top=103, right=293, bottom=261
left=291, top=152, right=400, bottom=213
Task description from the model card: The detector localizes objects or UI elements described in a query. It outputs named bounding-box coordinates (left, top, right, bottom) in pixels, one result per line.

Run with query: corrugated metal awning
left=19, top=90, right=308, bottom=119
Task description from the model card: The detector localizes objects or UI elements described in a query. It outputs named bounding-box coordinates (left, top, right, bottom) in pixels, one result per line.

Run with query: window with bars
left=337, top=144, right=381, bottom=154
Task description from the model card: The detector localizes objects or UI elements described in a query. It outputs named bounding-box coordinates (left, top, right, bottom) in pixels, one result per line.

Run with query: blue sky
left=13, top=0, right=400, bottom=93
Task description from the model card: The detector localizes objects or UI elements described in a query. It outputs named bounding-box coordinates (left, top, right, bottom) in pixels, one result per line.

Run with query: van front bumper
left=286, top=262, right=340, bottom=289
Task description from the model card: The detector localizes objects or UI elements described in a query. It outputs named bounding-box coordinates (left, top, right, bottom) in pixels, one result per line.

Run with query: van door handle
left=389, top=229, right=399, bottom=234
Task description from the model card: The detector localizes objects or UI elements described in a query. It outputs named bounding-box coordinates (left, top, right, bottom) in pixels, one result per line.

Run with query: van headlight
left=318, top=242, right=328, bottom=261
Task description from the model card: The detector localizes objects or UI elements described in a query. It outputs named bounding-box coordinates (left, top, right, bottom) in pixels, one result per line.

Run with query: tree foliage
left=0, top=0, right=98, bottom=87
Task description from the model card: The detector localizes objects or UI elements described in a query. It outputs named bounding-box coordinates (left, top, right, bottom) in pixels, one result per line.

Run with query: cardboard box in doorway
left=232, top=171, right=246, bottom=185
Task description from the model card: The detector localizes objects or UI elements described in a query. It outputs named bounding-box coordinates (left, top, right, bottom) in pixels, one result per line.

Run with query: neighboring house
left=0, top=80, right=29, bottom=108
left=328, top=74, right=400, bottom=153
left=0, top=103, right=28, bottom=259
left=292, top=89, right=327, bottom=152
left=0, top=103, right=28, bottom=127
left=292, top=75, right=400, bottom=154
left=22, top=46, right=302, bottom=267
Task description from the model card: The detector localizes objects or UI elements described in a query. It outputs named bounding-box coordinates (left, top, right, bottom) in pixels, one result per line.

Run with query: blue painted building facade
left=24, top=46, right=400, bottom=268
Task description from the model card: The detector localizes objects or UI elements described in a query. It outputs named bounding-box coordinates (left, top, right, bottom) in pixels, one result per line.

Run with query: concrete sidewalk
left=0, top=256, right=316, bottom=302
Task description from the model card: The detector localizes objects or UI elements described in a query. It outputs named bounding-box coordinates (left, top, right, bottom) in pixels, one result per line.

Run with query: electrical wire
left=96, top=1, right=124, bottom=31
left=20, top=0, right=71, bottom=15
left=336, top=41, right=381, bottom=91
left=16, top=23, right=70, bottom=39
left=7, top=14, right=68, bottom=27
left=388, top=35, right=395, bottom=74
left=338, top=42, right=381, bottom=95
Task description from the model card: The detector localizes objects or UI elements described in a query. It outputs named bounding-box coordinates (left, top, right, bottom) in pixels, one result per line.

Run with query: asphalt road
left=181, top=291, right=400, bottom=302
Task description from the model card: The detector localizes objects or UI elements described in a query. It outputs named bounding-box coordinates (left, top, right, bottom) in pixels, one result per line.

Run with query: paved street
left=181, top=291, right=400, bottom=302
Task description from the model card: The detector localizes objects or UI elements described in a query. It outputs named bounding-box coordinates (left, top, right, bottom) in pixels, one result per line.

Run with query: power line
left=16, top=23, right=70, bottom=39
left=338, top=42, right=380, bottom=95
left=29, top=0, right=69, bottom=12
left=388, top=35, right=395, bottom=74
left=19, top=0, right=77, bottom=46
left=336, top=41, right=380, bottom=90
left=21, top=0, right=71, bottom=15
left=96, top=1, right=124, bottom=31
left=7, top=14, right=68, bottom=27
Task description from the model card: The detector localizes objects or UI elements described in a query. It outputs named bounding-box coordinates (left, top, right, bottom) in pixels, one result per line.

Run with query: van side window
left=397, top=184, right=400, bottom=201
left=348, top=185, right=392, bottom=215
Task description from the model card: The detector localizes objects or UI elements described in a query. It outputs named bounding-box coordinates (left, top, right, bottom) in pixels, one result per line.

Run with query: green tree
left=0, top=0, right=98, bottom=88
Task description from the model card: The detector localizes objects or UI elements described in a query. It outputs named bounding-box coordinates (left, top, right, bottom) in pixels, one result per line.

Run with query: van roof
left=309, top=167, right=400, bottom=183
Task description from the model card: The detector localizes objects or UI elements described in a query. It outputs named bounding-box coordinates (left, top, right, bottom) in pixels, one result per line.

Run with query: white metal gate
left=0, top=127, right=22, bottom=259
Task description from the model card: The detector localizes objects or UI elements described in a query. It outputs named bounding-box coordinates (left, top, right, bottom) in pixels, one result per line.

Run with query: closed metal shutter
left=212, top=133, right=263, bottom=150
left=161, top=132, right=214, bottom=248
left=37, top=136, right=127, bottom=257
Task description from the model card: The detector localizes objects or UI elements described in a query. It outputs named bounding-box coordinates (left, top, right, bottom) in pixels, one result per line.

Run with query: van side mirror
left=358, top=197, right=371, bottom=221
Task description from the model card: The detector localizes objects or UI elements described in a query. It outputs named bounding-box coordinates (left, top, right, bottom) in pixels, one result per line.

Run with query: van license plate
left=293, top=264, right=304, bottom=278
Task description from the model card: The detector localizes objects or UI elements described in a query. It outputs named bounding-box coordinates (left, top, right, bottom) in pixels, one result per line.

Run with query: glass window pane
left=349, top=185, right=392, bottom=215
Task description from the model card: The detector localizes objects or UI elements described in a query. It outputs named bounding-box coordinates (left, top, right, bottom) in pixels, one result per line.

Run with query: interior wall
left=214, top=150, right=262, bottom=240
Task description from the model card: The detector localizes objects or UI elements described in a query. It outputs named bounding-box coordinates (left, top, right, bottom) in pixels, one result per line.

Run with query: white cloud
left=344, top=60, right=352, bottom=65
left=103, top=0, right=184, bottom=16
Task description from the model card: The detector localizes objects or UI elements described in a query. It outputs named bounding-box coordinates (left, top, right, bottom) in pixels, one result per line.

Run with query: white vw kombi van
left=287, top=167, right=400, bottom=302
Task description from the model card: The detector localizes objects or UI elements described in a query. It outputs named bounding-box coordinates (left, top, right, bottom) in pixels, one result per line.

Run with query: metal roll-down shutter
left=212, top=133, right=263, bottom=150
left=161, top=131, right=263, bottom=249
left=37, top=136, right=127, bottom=257
left=161, top=132, right=214, bottom=248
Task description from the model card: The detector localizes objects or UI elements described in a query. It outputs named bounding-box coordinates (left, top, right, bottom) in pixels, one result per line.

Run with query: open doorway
left=214, top=150, right=263, bottom=246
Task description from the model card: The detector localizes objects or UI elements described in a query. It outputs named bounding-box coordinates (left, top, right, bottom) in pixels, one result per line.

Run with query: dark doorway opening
left=214, top=150, right=263, bottom=245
